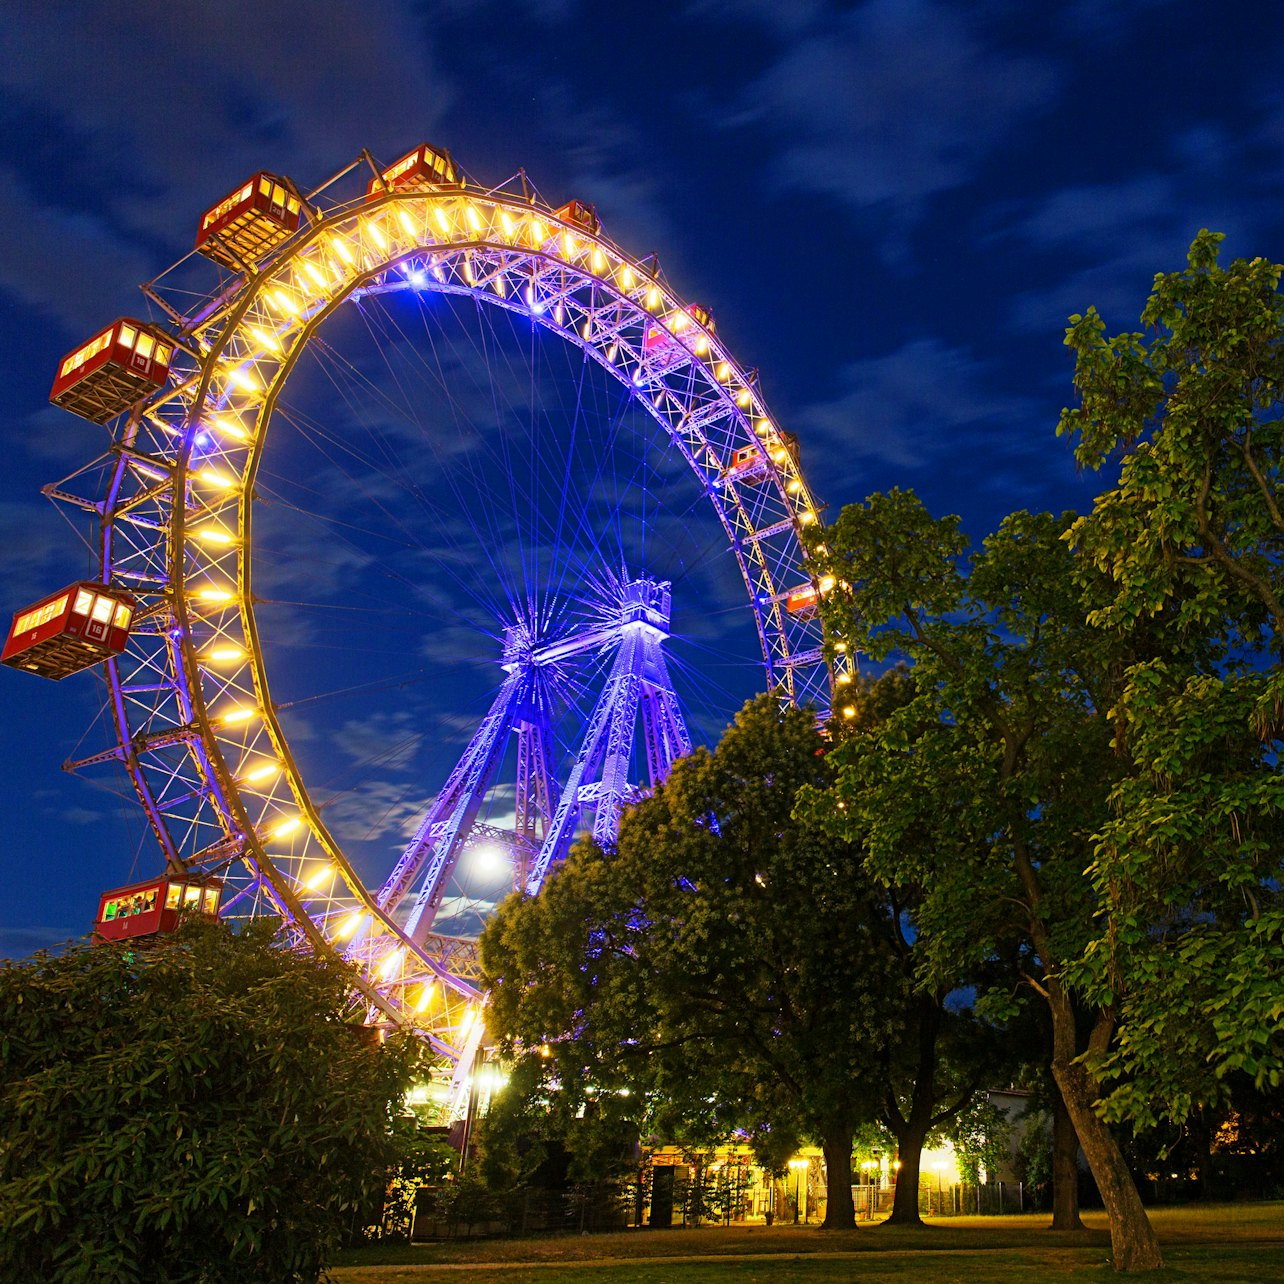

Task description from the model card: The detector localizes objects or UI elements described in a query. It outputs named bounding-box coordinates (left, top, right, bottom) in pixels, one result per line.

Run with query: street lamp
left=788, top=1158, right=808, bottom=1224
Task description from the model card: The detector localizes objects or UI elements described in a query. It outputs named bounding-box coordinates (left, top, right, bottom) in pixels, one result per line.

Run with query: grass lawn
left=329, top=1202, right=1284, bottom=1280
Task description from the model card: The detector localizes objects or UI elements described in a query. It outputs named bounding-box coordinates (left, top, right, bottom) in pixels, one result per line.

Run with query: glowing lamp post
left=788, top=1157, right=808, bottom=1224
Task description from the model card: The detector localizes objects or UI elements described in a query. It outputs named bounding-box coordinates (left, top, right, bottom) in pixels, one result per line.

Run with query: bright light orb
left=471, top=842, right=510, bottom=878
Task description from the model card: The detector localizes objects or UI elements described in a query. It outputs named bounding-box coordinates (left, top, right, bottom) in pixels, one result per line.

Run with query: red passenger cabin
left=94, top=875, right=223, bottom=942
left=366, top=143, right=459, bottom=199
left=195, top=172, right=306, bottom=270
left=49, top=319, right=173, bottom=424
left=2, top=582, right=136, bottom=680
left=785, top=583, right=820, bottom=618
left=722, top=431, right=797, bottom=485
left=644, top=303, right=716, bottom=353
left=553, top=200, right=600, bottom=235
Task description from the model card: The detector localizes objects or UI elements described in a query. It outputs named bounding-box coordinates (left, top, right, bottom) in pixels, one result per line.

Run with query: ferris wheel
left=5, top=144, right=851, bottom=1081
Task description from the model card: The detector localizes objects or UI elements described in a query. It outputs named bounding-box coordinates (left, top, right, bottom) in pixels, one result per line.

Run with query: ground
left=330, top=1203, right=1284, bottom=1280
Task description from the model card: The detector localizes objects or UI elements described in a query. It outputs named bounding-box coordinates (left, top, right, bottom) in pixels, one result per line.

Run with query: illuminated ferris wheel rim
left=68, top=149, right=844, bottom=1052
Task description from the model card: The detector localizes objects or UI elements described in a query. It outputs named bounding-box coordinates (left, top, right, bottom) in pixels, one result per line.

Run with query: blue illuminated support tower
left=376, top=574, right=691, bottom=946
left=525, top=577, right=690, bottom=894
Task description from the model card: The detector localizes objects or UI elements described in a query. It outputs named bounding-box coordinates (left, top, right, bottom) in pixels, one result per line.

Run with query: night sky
left=2, top=0, right=1280, bottom=954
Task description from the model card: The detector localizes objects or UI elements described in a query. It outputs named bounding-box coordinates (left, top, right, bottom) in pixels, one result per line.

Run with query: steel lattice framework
left=47, top=150, right=852, bottom=1068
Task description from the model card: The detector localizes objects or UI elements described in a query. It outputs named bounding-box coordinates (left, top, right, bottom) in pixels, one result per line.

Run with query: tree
left=806, top=496, right=1170, bottom=1270
left=481, top=695, right=907, bottom=1228
left=1059, top=231, right=1284, bottom=1127
left=0, top=919, right=415, bottom=1284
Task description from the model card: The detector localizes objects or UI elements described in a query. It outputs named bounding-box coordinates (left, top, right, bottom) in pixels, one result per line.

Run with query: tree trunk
left=821, top=1124, right=855, bottom=1228
left=1191, top=1107, right=1213, bottom=1201
left=1050, top=1083, right=1085, bottom=1231
left=883, top=994, right=941, bottom=1227
left=1048, top=983, right=1162, bottom=1271
left=886, top=1119, right=929, bottom=1225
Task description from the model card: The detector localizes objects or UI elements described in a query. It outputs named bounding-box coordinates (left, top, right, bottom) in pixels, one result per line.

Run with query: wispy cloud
left=795, top=337, right=1038, bottom=473
left=0, top=1, right=452, bottom=327
left=721, top=0, right=1061, bottom=254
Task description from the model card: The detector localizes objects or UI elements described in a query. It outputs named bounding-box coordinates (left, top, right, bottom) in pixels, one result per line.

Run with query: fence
left=920, top=1180, right=1026, bottom=1216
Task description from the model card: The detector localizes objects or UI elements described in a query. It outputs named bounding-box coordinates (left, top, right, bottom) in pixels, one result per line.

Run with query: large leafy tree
left=835, top=667, right=1010, bottom=1228
left=1059, top=231, right=1284, bottom=1126
left=481, top=695, right=908, bottom=1228
left=0, top=919, right=416, bottom=1284
left=806, top=497, right=1172, bottom=1270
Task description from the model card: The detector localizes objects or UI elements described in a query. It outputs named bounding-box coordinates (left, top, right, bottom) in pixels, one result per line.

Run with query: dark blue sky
left=1, top=0, right=1280, bottom=953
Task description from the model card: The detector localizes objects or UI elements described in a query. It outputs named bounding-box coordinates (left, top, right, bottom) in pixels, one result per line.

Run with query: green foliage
left=0, top=919, right=416, bottom=1283
left=379, top=1117, right=458, bottom=1242
left=1059, top=233, right=1284, bottom=1124
left=804, top=490, right=1169, bottom=1263
left=938, top=1097, right=1011, bottom=1187
left=1013, top=1108, right=1054, bottom=1200
left=480, top=695, right=905, bottom=1177
left=804, top=498, right=1130, bottom=988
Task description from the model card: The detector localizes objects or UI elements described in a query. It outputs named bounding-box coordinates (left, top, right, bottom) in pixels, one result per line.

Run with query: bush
left=0, top=919, right=415, bottom=1283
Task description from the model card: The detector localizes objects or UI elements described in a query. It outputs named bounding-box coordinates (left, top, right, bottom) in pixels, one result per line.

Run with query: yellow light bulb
left=271, top=816, right=301, bottom=839
left=331, top=235, right=354, bottom=264
left=204, top=646, right=244, bottom=665
left=335, top=910, right=365, bottom=940
left=218, top=705, right=256, bottom=725
left=592, top=247, right=606, bottom=272
left=226, top=367, right=258, bottom=393
left=195, top=469, right=236, bottom=490
left=194, top=527, right=235, bottom=546
left=304, top=863, right=333, bottom=891
left=249, top=326, right=280, bottom=353
left=211, top=415, right=247, bottom=441
left=397, top=209, right=417, bottom=238
left=195, top=586, right=233, bottom=604
left=241, top=760, right=279, bottom=783
left=433, top=206, right=451, bottom=235
left=301, top=260, right=328, bottom=290
left=414, top=982, right=435, bottom=1013
left=466, top=204, right=482, bottom=231
left=365, top=219, right=387, bottom=250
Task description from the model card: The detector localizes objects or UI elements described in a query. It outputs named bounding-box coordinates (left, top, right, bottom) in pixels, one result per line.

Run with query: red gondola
left=723, top=443, right=765, bottom=480
left=722, top=431, right=797, bottom=485
left=785, top=583, right=820, bottom=617
left=195, top=172, right=307, bottom=270
left=49, top=319, right=173, bottom=424
left=94, top=875, right=223, bottom=942
left=644, top=303, right=716, bottom=354
left=2, top=582, right=137, bottom=680
left=366, top=143, right=459, bottom=199
left=553, top=199, right=600, bottom=235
